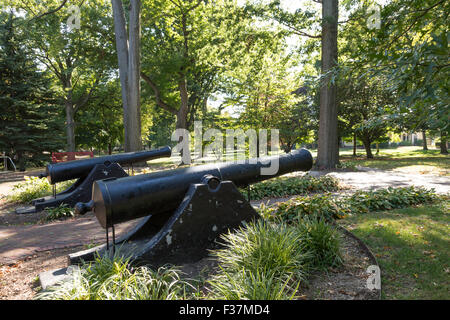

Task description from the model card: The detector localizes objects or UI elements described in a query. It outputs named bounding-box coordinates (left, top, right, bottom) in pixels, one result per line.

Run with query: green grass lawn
left=338, top=146, right=450, bottom=175
left=338, top=201, right=450, bottom=299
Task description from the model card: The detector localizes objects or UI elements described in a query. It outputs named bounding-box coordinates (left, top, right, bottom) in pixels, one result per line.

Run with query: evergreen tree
left=0, top=13, right=63, bottom=170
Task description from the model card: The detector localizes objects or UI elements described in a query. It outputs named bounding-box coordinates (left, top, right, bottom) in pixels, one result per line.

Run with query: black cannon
left=69, top=148, right=313, bottom=267
left=15, top=146, right=172, bottom=214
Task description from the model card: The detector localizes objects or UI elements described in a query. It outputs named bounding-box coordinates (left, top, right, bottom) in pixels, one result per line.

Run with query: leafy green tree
left=0, top=13, right=63, bottom=169
left=338, top=74, right=394, bottom=159
left=76, top=80, right=124, bottom=154
left=340, top=0, right=449, bottom=153
left=244, top=0, right=340, bottom=168
left=9, top=0, right=116, bottom=152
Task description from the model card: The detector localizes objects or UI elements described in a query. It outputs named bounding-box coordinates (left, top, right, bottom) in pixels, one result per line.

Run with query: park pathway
left=325, top=168, right=449, bottom=194
left=0, top=215, right=143, bottom=265
left=0, top=168, right=448, bottom=264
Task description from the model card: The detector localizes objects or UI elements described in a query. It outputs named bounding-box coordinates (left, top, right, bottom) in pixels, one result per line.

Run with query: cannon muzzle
left=81, top=148, right=313, bottom=228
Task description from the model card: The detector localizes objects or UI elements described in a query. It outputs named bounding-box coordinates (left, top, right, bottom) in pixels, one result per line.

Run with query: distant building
left=399, top=132, right=435, bottom=146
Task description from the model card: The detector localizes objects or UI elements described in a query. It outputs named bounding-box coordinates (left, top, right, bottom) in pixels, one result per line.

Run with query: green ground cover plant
left=260, top=186, right=440, bottom=222
left=206, top=218, right=342, bottom=299
left=8, top=176, right=75, bottom=204
left=243, top=175, right=341, bottom=200
left=41, top=204, right=74, bottom=222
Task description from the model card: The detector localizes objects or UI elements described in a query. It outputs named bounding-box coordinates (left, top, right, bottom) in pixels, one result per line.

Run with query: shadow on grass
left=340, top=154, right=449, bottom=172
left=339, top=203, right=450, bottom=299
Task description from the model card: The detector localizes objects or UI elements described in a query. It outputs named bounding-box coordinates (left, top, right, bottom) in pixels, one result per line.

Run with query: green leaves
left=42, top=204, right=74, bottom=222
left=339, top=0, right=449, bottom=137
left=261, top=186, right=441, bottom=222
left=8, top=176, right=75, bottom=204
left=243, top=175, right=341, bottom=200
left=36, top=252, right=190, bottom=300
left=207, top=218, right=342, bottom=299
left=0, top=12, right=64, bottom=166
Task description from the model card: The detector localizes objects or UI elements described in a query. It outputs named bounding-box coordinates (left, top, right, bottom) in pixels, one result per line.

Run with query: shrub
left=244, top=175, right=341, bottom=200
left=342, top=186, right=439, bottom=214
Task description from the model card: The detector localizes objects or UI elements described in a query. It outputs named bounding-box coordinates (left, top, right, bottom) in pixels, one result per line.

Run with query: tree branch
left=30, top=0, right=68, bottom=21
left=73, top=78, right=100, bottom=114
left=140, top=72, right=178, bottom=114
left=385, top=0, right=445, bottom=49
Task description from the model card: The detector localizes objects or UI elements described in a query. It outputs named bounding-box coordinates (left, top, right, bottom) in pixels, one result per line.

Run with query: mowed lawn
left=338, top=146, right=450, bottom=175
left=338, top=201, right=450, bottom=299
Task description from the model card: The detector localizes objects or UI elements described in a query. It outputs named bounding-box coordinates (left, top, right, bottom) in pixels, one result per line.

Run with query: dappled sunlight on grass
left=339, top=146, right=449, bottom=175
left=339, top=203, right=450, bottom=299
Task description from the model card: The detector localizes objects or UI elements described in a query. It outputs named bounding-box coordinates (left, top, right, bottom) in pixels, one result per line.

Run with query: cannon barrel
left=45, top=146, right=172, bottom=184
left=79, top=148, right=313, bottom=229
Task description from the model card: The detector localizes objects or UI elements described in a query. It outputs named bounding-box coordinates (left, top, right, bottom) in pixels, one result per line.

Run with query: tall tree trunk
left=111, top=0, right=142, bottom=153
left=317, top=0, right=339, bottom=169
left=64, top=78, right=76, bottom=152
left=65, top=100, right=75, bottom=152
left=177, top=77, right=189, bottom=130
left=62, top=73, right=76, bottom=152
left=177, top=77, right=191, bottom=164
left=422, top=130, right=428, bottom=151
left=17, top=150, right=25, bottom=171
left=362, top=138, right=373, bottom=159
left=127, top=0, right=142, bottom=153
left=111, top=0, right=130, bottom=151
left=353, top=131, right=357, bottom=157
left=440, top=131, right=448, bottom=154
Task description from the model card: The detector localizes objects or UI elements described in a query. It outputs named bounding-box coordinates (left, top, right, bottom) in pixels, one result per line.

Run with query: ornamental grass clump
left=295, top=216, right=343, bottom=271
left=207, top=220, right=310, bottom=299
left=206, top=269, right=300, bottom=300
left=207, top=218, right=342, bottom=300
left=36, top=251, right=191, bottom=300
left=211, top=220, right=312, bottom=278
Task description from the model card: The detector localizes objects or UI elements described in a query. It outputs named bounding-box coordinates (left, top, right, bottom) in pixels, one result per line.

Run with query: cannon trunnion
left=69, top=148, right=313, bottom=267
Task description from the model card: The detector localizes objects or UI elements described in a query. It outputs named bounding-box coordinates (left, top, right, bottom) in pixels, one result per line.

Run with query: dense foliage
left=0, top=13, right=64, bottom=168
left=261, top=186, right=441, bottom=222
left=1, top=0, right=447, bottom=163
left=245, top=174, right=341, bottom=200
